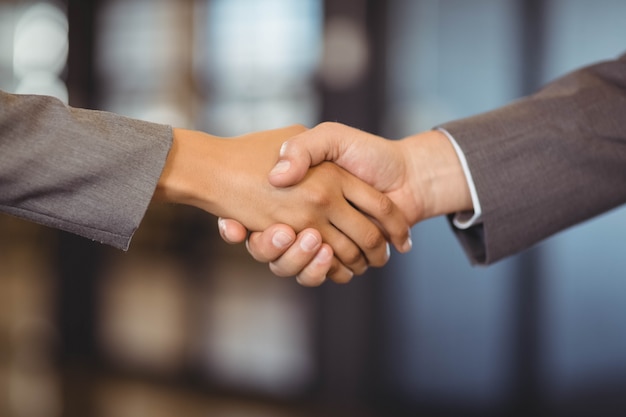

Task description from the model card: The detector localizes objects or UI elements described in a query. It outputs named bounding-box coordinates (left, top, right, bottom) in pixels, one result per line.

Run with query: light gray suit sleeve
left=0, top=91, right=173, bottom=250
left=440, top=53, right=626, bottom=265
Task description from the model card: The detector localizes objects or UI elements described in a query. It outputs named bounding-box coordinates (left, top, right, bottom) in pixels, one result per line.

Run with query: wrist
left=400, top=130, right=473, bottom=220
left=154, top=128, right=222, bottom=210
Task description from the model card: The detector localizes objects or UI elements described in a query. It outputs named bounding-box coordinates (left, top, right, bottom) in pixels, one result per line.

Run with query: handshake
left=155, top=122, right=473, bottom=286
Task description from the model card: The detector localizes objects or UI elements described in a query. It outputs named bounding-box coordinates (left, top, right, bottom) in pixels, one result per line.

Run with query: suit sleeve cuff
left=435, top=127, right=483, bottom=229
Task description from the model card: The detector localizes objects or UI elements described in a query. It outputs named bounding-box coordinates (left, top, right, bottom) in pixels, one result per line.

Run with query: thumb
left=268, top=123, right=344, bottom=188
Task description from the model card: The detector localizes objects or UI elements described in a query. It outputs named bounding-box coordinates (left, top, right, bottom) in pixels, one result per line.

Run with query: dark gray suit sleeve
left=440, top=53, right=626, bottom=265
left=0, top=91, right=173, bottom=250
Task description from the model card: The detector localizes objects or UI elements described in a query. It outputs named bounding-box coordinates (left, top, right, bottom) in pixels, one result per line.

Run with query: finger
left=245, top=224, right=296, bottom=263
left=319, top=224, right=368, bottom=275
left=327, top=206, right=389, bottom=268
left=341, top=176, right=412, bottom=256
left=267, top=229, right=324, bottom=277
left=322, top=172, right=393, bottom=267
left=269, top=122, right=351, bottom=188
left=293, top=244, right=333, bottom=287
left=295, top=245, right=356, bottom=287
left=326, top=254, right=357, bottom=285
left=217, top=217, right=249, bottom=244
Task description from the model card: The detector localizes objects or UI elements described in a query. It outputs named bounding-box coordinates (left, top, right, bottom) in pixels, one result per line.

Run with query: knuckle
left=305, top=188, right=332, bottom=208
left=318, top=121, right=337, bottom=131
left=341, top=246, right=363, bottom=266
left=377, top=194, right=395, bottom=216
left=362, top=228, right=385, bottom=251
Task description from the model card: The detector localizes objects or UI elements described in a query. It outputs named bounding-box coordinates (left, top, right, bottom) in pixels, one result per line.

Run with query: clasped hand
left=158, top=124, right=412, bottom=285
left=216, top=122, right=423, bottom=286
left=218, top=122, right=473, bottom=286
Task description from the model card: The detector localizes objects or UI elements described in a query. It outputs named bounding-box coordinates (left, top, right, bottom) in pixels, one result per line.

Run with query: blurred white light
left=203, top=0, right=322, bottom=95
left=13, top=2, right=68, bottom=79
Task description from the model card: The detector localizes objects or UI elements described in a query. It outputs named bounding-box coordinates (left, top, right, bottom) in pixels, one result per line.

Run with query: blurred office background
left=1, top=0, right=626, bottom=416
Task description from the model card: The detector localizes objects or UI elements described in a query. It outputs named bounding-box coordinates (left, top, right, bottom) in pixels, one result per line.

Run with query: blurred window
left=194, top=0, right=322, bottom=135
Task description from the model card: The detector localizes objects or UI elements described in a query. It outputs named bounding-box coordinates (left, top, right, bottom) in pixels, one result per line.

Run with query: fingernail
left=269, top=159, right=291, bottom=176
left=279, top=142, right=289, bottom=157
left=386, top=242, right=391, bottom=259
left=272, top=231, right=293, bottom=248
left=217, top=218, right=226, bottom=234
left=402, top=234, right=412, bottom=253
left=313, top=245, right=333, bottom=264
left=300, top=233, right=319, bottom=252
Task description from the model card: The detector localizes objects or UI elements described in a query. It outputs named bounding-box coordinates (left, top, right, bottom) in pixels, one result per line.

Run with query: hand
left=219, top=122, right=473, bottom=283
left=156, top=125, right=411, bottom=284
left=219, top=221, right=335, bottom=287
left=217, top=122, right=415, bottom=284
left=269, top=122, right=423, bottom=224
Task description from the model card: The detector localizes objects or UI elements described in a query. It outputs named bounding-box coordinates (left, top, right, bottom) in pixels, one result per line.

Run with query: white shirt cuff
left=436, top=128, right=483, bottom=229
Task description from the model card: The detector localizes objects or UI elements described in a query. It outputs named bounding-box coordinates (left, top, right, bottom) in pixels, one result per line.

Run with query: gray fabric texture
left=441, top=53, right=626, bottom=265
left=0, top=91, right=173, bottom=249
